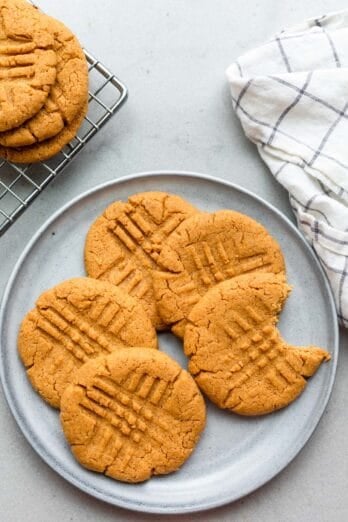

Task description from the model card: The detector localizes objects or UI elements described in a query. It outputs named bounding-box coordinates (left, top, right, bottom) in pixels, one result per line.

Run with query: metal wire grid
left=0, top=51, right=128, bottom=237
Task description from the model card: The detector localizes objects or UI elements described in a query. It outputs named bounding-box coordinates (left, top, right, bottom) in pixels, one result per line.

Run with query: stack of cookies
left=0, top=0, right=88, bottom=163
left=18, top=191, right=330, bottom=483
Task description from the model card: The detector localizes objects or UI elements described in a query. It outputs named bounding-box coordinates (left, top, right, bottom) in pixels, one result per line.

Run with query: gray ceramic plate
left=0, top=172, right=338, bottom=514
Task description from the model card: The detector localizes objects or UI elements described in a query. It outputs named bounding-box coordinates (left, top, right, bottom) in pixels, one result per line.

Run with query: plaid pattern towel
left=226, top=10, right=348, bottom=328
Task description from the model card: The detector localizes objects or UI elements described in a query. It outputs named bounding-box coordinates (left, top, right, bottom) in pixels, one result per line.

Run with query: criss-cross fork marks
left=109, top=204, right=186, bottom=263
left=37, top=308, right=100, bottom=364
left=188, top=242, right=225, bottom=286
left=186, top=240, right=270, bottom=288
left=199, top=296, right=303, bottom=406
left=103, top=204, right=191, bottom=300
left=36, top=296, right=132, bottom=363
left=78, top=372, right=175, bottom=470
left=223, top=321, right=303, bottom=408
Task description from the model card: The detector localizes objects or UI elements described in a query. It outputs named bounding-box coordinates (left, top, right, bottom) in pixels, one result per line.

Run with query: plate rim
left=0, top=170, right=339, bottom=514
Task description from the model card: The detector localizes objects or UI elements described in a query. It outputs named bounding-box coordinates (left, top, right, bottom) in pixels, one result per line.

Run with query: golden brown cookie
left=0, top=99, right=87, bottom=163
left=60, top=348, right=206, bottom=483
left=0, top=0, right=57, bottom=131
left=184, top=273, right=330, bottom=416
left=0, top=17, right=88, bottom=147
left=85, top=192, right=198, bottom=330
left=153, top=210, right=286, bottom=338
left=18, top=277, right=157, bottom=408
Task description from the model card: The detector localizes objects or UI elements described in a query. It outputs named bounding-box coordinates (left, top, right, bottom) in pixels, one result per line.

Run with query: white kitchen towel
left=226, top=10, right=348, bottom=327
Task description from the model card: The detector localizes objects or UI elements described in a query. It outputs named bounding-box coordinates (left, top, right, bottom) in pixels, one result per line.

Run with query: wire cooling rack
left=0, top=50, right=128, bottom=237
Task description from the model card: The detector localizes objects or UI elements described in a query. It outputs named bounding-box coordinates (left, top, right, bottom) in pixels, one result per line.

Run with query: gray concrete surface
left=0, top=1, right=347, bottom=520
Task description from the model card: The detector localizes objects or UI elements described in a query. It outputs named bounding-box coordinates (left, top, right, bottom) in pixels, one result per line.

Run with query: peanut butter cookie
left=0, top=17, right=88, bottom=147
left=153, top=210, right=285, bottom=337
left=85, top=192, right=198, bottom=330
left=18, top=277, right=157, bottom=408
left=0, top=0, right=57, bottom=131
left=184, top=273, right=330, bottom=416
left=60, top=348, right=206, bottom=483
